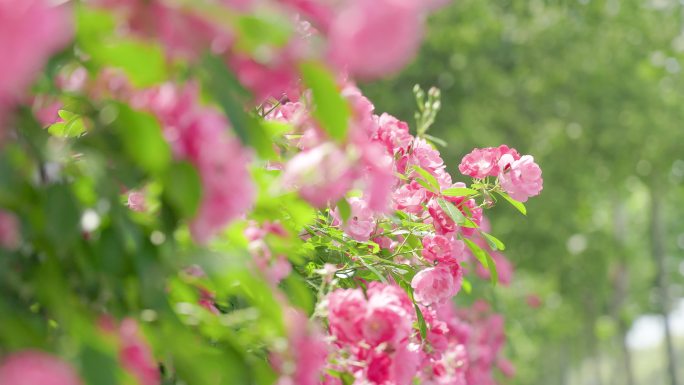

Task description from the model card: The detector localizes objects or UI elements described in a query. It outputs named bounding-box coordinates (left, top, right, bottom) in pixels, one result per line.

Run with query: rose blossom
left=498, top=154, right=543, bottom=202
left=327, top=0, right=423, bottom=79
left=411, top=265, right=462, bottom=306
left=327, top=288, right=367, bottom=344
left=119, top=318, right=160, bottom=385
left=282, top=143, right=356, bottom=208
left=458, top=147, right=500, bottom=179
left=0, top=350, right=83, bottom=385
left=344, top=197, right=375, bottom=241
left=0, top=0, right=72, bottom=121
left=127, top=190, right=146, bottom=212
left=421, top=234, right=455, bottom=263
left=0, top=210, right=20, bottom=250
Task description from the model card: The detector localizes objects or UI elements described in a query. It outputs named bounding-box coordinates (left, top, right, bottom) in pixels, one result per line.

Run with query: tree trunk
left=651, top=189, right=679, bottom=385
left=611, top=203, right=635, bottom=385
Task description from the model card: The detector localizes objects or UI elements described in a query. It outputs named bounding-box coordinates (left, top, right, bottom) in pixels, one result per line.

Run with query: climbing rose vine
left=0, top=1, right=542, bottom=385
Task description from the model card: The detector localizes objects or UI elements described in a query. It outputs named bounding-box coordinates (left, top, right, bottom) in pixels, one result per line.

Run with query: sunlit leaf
left=300, top=61, right=350, bottom=141
left=441, top=187, right=478, bottom=197
left=464, top=238, right=498, bottom=285
left=497, top=191, right=527, bottom=215
left=482, top=232, right=506, bottom=251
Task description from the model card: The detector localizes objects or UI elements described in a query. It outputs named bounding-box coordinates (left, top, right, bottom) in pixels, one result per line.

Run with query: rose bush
left=0, top=1, right=542, bottom=385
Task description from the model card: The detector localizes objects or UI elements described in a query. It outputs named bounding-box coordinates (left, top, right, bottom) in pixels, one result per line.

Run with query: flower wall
left=0, top=1, right=542, bottom=385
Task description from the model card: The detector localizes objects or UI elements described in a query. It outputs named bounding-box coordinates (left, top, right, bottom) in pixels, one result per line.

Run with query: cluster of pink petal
left=275, top=84, right=396, bottom=219
left=323, top=285, right=513, bottom=385
left=129, top=83, right=255, bottom=244
left=325, top=283, right=418, bottom=385
left=458, top=146, right=543, bottom=202
left=0, top=0, right=72, bottom=128
left=0, top=350, right=83, bottom=385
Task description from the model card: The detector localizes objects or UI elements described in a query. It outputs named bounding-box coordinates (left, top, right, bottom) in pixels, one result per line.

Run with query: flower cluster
left=320, top=285, right=514, bottom=385
left=459, top=146, right=543, bottom=202
left=0, top=1, right=544, bottom=385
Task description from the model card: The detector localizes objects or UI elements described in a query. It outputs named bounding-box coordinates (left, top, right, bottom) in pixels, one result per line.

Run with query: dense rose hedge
left=0, top=1, right=542, bottom=385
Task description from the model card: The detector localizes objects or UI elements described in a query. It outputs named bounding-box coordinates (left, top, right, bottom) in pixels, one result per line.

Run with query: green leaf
left=441, top=187, right=478, bottom=197
left=48, top=110, right=87, bottom=138
left=300, top=61, right=350, bottom=141
left=337, top=198, right=351, bottom=222
left=411, top=165, right=440, bottom=193
left=461, top=278, right=472, bottom=294
left=436, top=198, right=478, bottom=228
left=423, top=133, right=448, bottom=147
left=80, top=345, right=119, bottom=385
left=414, top=304, right=428, bottom=340
left=327, top=370, right=355, bottom=385
left=112, top=104, right=171, bottom=174
left=281, top=273, right=315, bottom=315
left=89, top=39, right=167, bottom=87
left=200, top=54, right=252, bottom=145
left=162, top=161, right=202, bottom=219
left=497, top=191, right=527, bottom=215
left=482, top=232, right=506, bottom=251
left=235, top=14, right=292, bottom=52
left=463, top=238, right=498, bottom=286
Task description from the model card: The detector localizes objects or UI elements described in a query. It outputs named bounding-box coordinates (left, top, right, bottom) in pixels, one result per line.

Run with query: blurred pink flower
left=0, top=0, right=72, bottom=119
left=131, top=83, right=255, bottom=244
left=282, top=143, right=356, bottom=207
left=119, top=318, right=160, bottom=385
left=343, top=197, right=376, bottom=242
left=0, top=210, right=20, bottom=250
left=498, top=154, right=543, bottom=202
left=327, top=288, right=367, bottom=344
left=0, top=350, right=83, bottom=385
left=274, top=310, right=328, bottom=385
left=127, top=190, right=147, bottom=212
left=327, top=0, right=423, bottom=79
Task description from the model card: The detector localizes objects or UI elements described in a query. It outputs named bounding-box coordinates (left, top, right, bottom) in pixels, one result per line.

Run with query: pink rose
left=409, top=138, right=445, bottom=176
left=327, top=288, right=367, bottom=344
left=362, top=304, right=407, bottom=346
left=119, top=319, right=160, bottom=385
left=282, top=143, right=356, bottom=208
left=375, top=113, right=413, bottom=154
left=427, top=199, right=456, bottom=235
left=359, top=142, right=396, bottom=213
left=127, top=191, right=146, bottom=212
left=411, top=265, right=462, bottom=306
left=344, top=197, right=375, bottom=242
left=458, top=147, right=500, bottom=179
left=421, top=234, right=454, bottom=263
left=393, top=181, right=428, bottom=215
left=0, top=350, right=82, bottom=385
left=327, top=0, right=423, bottom=79
left=0, top=0, right=72, bottom=118
left=131, top=84, right=255, bottom=244
left=0, top=210, right=20, bottom=250
left=498, top=154, right=543, bottom=202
